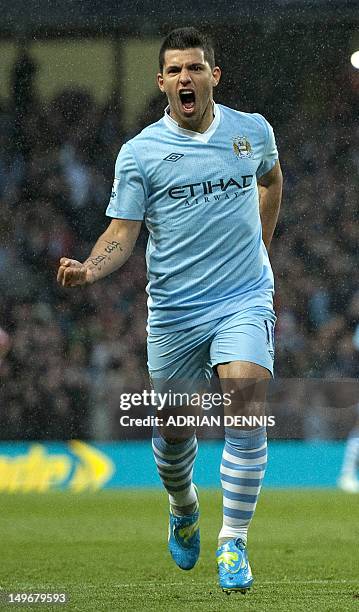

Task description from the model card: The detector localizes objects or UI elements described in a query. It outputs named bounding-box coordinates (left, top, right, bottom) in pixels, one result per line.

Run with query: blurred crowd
left=0, top=47, right=358, bottom=440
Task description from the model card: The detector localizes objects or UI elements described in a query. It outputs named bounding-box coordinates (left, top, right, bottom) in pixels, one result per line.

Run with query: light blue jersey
left=106, top=103, right=278, bottom=333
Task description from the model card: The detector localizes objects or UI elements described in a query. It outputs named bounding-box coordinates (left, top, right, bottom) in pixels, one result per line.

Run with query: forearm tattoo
left=87, top=240, right=123, bottom=272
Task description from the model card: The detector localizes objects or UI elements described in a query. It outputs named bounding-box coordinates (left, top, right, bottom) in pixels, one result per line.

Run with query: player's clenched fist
left=57, top=258, right=94, bottom=287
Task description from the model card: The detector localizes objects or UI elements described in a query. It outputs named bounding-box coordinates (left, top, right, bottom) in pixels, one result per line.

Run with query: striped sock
left=152, top=433, right=198, bottom=514
left=219, top=426, right=267, bottom=545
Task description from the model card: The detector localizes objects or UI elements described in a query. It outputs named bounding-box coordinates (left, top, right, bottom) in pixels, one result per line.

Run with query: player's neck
left=170, top=101, right=215, bottom=134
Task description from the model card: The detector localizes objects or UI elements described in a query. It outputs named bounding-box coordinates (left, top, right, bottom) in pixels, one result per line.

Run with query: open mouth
left=179, top=90, right=196, bottom=113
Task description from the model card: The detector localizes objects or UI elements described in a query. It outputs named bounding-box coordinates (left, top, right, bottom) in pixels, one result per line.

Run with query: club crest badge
left=232, top=136, right=253, bottom=159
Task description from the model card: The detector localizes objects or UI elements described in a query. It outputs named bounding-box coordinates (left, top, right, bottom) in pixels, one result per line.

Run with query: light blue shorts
left=147, top=307, right=276, bottom=383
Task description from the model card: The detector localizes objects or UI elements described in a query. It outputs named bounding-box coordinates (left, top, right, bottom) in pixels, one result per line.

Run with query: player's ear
left=157, top=73, right=165, bottom=92
left=211, top=66, right=221, bottom=88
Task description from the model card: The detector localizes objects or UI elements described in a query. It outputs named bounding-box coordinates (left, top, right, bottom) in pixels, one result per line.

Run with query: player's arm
left=57, top=218, right=141, bottom=287
left=257, top=160, right=283, bottom=252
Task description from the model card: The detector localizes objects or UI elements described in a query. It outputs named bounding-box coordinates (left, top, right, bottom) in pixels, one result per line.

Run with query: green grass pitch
left=0, top=490, right=358, bottom=611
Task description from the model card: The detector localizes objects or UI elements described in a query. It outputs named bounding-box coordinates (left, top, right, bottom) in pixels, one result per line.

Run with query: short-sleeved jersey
left=106, top=103, right=278, bottom=333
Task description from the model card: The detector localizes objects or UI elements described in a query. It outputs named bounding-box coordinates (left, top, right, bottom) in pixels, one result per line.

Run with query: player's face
left=157, top=48, right=221, bottom=133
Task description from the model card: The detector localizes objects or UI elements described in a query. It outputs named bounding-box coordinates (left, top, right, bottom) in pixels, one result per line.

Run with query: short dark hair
left=159, top=27, right=215, bottom=72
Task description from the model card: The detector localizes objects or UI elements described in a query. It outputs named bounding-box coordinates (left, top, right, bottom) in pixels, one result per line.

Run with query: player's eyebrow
left=165, top=62, right=205, bottom=72
left=165, top=65, right=181, bottom=72
left=188, top=63, right=205, bottom=69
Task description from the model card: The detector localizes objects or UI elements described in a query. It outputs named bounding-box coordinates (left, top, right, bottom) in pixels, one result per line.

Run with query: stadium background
left=0, top=0, right=358, bottom=484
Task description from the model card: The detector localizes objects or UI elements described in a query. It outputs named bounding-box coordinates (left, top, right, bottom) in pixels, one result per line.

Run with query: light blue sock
left=152, top=432, right=198, bottom=513
left=219, top=426, right=267, bottom=545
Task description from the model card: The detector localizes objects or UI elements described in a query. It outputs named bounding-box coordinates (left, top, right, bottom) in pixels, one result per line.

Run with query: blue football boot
left=168, top=488, right=200, bottom=570
left=216, top=538, right=254, bottom=593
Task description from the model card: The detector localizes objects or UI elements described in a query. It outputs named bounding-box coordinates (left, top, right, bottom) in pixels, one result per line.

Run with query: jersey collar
left=163, top=102, right=221, bottom=143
